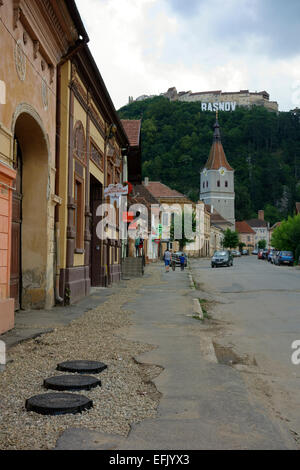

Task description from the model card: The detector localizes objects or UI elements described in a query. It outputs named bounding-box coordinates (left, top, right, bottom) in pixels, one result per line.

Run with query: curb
left=193, top=298, right=204, bottom=320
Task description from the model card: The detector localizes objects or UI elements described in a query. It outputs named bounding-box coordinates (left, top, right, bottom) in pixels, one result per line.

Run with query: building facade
left=57, top=45, right=129, bottom=304
left=0, top=0, right=86, bottom=333
left=163, top=87, right=278, bottom=112
left=235, top=221, right=255, bottom=252
left=200, top=118, right=235, bottom=228
left=246, top=211, right=270, bottom=249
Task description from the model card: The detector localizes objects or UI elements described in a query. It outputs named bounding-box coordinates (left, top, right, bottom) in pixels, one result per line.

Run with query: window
left=203, top=182, right=205, bottom=188
left=206, top=181, right=208, bottom=188
left=217, top=180, right=220, bottom=187
left=74, top=176, right=84, bottom=251
left=225, top=181, right=228, bottom=187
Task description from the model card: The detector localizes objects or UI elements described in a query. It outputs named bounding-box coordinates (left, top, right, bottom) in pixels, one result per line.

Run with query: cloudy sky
left=76, top=0, right=300, bottom=111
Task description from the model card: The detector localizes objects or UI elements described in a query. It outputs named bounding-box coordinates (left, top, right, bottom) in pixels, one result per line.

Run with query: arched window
left=206, top=181, right=208, bottom=188
left=225, top=181, right=228, bottom=187
left=217, top=180, right=220, bottom=187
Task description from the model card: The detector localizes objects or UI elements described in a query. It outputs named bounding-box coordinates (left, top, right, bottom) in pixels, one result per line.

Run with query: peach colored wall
left=0, top=162, right=16, bottom=334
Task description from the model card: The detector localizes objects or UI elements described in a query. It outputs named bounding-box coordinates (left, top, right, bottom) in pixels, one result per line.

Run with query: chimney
left=144, top=177, right=149, bottom=186
left=258, top=210, right=264, bottom=221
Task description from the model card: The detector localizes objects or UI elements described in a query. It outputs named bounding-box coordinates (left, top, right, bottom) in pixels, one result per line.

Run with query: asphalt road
left=190, top=255, right=300, bottom=446
left=55, top=261, right=300, bottom=450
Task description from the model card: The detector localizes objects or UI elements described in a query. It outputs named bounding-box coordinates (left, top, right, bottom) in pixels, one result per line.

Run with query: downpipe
left=55, top=222, right=64, bottom=305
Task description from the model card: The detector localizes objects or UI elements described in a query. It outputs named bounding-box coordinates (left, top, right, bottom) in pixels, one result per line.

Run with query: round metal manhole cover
left=25, top=393, right=93, bottom=415
left=56, top=360, right=107, bottom=374
left=44, top=375, right=101, bottom=391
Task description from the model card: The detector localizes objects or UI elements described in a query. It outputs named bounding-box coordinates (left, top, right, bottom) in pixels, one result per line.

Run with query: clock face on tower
left=219, top=167, right=226, bottom=176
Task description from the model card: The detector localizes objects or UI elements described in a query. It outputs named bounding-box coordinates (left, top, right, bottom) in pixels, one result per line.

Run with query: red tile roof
left=145, top=181, right=186, bottom=198
left=121, top=119, right=141, bottom=147
left=236, top=221, right=255, bottom=234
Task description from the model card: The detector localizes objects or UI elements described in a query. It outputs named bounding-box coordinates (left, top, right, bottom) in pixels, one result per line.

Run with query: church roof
left=203, top=119, right=233, bottom=171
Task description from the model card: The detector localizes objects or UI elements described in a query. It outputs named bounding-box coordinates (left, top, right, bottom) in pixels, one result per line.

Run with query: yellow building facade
left=0, top=0, right=85, bottom=332
left=57, top=46, right=128, bottom=304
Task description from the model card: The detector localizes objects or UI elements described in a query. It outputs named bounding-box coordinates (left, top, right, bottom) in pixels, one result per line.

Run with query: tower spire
left=204, top=117, right=233, bottom=170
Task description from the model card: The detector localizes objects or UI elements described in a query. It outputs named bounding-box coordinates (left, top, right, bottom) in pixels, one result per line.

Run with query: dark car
left=262, top=249, right=269, bottom=260
left=274, top=251, right=294, bottom=266
left=211, top=250, right=233, bottom=268
left=172, top=251, right=187, bottom=267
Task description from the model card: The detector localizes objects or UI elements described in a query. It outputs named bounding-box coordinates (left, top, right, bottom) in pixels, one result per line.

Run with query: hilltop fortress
left=130, top=87, right=278, bottom=112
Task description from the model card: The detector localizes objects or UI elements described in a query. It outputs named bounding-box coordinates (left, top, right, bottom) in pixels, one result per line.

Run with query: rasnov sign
left=201, top=102, right=237, bottom=112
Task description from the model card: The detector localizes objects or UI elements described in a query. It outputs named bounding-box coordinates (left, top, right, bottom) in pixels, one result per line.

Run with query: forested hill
left=118, top=96, right=300, bottom=223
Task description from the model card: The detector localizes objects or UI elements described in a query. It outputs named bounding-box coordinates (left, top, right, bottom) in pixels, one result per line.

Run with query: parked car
left=262, top=249, right=269, bottom=260
left=257, top=249, right=264, bottom=259
left=211, top=250, right=233, bottom=268
left=252, top=249, right=258, bottom=255
left=274, top=251, right=294, bottom=266
left=242, top=249, right=249, bottom=255
left=172, top=251, right=188, bottom=267
left=231, top=250, right=241, bottom=257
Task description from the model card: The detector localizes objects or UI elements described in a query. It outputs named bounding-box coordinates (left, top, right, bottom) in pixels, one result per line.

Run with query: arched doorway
left=11, top=106, right=50, bottom=310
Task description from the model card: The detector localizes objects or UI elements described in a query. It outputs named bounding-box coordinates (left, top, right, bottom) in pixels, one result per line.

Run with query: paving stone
left=44, top=375, right=101, bottom=391
left=25, top=393, right=93, bottom=415
left=56, top=360, right=107, bottom=374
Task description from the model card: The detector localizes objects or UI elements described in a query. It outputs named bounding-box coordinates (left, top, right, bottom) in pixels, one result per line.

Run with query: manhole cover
left=44, top=375, right=101, bottom=391
left=25, top=393, right=93, bottom=415
left=57, top=360, right=107, bottom=374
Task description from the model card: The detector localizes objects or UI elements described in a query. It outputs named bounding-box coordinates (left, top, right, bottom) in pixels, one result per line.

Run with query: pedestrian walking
left=180, top=253, right=186, bottom=271
left=163, top=248, right=171, bottom=272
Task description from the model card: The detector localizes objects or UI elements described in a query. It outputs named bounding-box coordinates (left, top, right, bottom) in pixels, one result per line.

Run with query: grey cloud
left=164, top=0, right=300, bottom=59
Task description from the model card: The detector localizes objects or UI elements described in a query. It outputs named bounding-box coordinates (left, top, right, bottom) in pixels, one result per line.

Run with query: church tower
left=200, top=116, right=235, bottom=226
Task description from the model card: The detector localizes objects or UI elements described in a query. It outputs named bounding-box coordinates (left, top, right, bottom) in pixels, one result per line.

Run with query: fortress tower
left=200, top=117, right=235, bottom=226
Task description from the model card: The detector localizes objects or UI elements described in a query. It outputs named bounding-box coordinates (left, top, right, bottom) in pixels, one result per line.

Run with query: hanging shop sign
left=104, top=183, right=128, bottom=198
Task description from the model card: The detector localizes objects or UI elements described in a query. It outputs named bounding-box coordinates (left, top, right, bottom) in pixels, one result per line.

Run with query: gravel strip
left=0, top=267, right=163, bottom=450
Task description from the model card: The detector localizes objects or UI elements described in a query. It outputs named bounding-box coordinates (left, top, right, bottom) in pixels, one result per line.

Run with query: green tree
left=222, top=229, right=239, bottom=249
left=271, top=214, right=300, bottom=254
left=258, top=239, right=267, bottom=249
left=238, top=242, right=246, bottom=253
left=264, top=204, right=282, bottom=227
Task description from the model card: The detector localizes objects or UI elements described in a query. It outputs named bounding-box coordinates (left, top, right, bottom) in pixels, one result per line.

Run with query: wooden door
left=10, top=142, right=22, bottom=310
left=90, top=198, right=103, bottom=286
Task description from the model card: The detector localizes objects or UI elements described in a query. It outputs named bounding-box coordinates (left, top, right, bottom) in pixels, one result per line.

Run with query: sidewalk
left=56, top=264, right=295, bottom=450
left=1, top=287, right=113, bottom=351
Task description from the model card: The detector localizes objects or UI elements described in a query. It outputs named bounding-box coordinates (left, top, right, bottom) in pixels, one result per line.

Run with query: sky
left=76, top=0, right=300, bottom=112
